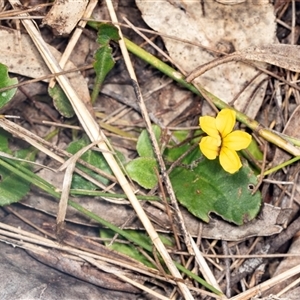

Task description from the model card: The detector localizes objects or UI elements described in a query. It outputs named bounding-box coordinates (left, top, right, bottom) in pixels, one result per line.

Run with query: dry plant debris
left=136, top=0, right=276, bottom=119
left=0, top=0, right=300, bottom=299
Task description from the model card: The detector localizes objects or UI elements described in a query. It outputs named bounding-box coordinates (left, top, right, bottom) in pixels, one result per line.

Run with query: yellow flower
left=199, top=109, right=252, bottom=174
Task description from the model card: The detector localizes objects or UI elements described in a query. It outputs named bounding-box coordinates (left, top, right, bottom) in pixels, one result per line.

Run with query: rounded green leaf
left=170, top=157, right=261, bottom=225
left=125, top=157, right=158, bottom=189
left=96, top=23, right=120, bottom=45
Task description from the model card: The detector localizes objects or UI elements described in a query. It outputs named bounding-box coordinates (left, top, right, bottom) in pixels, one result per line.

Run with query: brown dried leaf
left=242, top=44, right=300, bottom=72
left=136, top=0, right=276, bottom=118
left=0, top=26, right=92, bottom=114
left=0, top=243, right=135, bottom=299
left=42, top=0, right=88, bottom=35
left=28, top=249, right=140, bottom=293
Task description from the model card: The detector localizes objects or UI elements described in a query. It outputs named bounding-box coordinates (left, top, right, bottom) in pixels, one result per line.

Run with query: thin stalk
left=124, top=38, right=300, bottom=157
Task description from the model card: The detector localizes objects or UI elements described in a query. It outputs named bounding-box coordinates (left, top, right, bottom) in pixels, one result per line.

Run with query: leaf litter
left=0, top=0, right=300, bottom=299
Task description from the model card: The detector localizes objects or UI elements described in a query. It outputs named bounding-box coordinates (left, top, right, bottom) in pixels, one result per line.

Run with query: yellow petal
left=199, top=116, right=220, bottom=139
left=223, top=130, right=252, bottom=151
left=219, top=147, right=242, bottom=174
left=199, top=136, right=221, bottom=160
left=216, top=109, right=236, bottom=138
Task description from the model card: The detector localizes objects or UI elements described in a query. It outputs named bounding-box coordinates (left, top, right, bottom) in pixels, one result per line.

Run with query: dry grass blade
left=1, top=221, right=222, bottom=298
left=56, top=141, right=99, bottom=231
left=0, top=150, right=55, bottom=172
left=0, top=222, right=165, bottom=296
left=0, top=118, right=113, bottom=189
left=0, top=222, right=158, bottom=278
left=190, top=236, right=221, bottom=291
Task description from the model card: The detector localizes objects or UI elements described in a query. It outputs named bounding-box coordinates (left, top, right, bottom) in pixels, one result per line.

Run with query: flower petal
left=216, top=109, right=236, bottom=138
left=199, top=136, right=221, bottom=160
left=199, top=116, right=219, bottom=139
left=219, top=147, right=242, bottom=174
left=223, top=130, right=252, bottom=151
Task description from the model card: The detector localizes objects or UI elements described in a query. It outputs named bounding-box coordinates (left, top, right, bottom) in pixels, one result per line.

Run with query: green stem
left=264, top=155, right=300, bottom=176
left=124, top=38, right=300, bottom=158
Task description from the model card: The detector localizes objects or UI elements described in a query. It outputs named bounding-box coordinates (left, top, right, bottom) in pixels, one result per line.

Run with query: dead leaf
left=0, top=242, right=137, bottom=299
left=28, top=249, right=140, bottom=293
left=42, top=0, right=88, bottom=35
left=136, top=0, right=276, bottom=119
left=0, top=26, right=91, bottom=113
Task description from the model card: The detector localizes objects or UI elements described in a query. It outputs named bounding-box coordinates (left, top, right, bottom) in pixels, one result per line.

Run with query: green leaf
left=96, top=23, right=120, bottom=45
left=136, top=125, right=161, bottom=158
left=91, top=23, right=120, bottom=103
left=0, top=130, right=30, bottom=206
left=100, top=229, right=154, bottom=267
left=170, top=150, right=261, bottom=225
left=93, top=46, right=115, bottom=90
left=0, top=129, right=11, bottom=153
left=0, top=163, right=30, bottom=206
left=100, top=229, right=173, bottom=268
left=0, top=63, right=18, bottom=109
left=125, top=157, right=158, bottom=189
left=49, top=85, right=75, bottom=118
left=66, top=137, right=112, bottom=189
